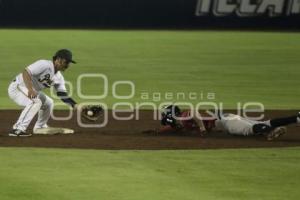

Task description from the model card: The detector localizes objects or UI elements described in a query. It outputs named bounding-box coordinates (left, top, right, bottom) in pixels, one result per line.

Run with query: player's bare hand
left=28, top=89, right=37, bottom=99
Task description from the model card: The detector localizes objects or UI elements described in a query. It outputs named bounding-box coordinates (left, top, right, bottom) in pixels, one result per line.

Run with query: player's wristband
left=57, top=91, right=77, bottom=108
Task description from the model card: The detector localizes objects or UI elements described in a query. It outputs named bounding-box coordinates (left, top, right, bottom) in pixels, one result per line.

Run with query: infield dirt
left=1, top=110, right=300, bottom=150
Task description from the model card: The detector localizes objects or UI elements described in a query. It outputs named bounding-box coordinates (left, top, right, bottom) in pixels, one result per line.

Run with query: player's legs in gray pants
left=8, top=82, right=42, bottom=132
left=34, top=92, right=54, bottom=129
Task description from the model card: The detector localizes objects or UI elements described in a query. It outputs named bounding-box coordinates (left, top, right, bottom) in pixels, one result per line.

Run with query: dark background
left=0, top=0, right=299, bottom=29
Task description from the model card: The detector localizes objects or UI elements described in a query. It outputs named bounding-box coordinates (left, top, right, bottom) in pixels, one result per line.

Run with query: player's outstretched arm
left=191, top=110, right=207, bottom=133
left=56, top=91, right=77, bottom=108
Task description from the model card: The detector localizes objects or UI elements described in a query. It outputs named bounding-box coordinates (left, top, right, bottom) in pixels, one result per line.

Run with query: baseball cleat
left=33, top=127, right=74, bottom=135
left=266, top=126, right=287, bottom=141
left=8, top=129, right=32, bottom=137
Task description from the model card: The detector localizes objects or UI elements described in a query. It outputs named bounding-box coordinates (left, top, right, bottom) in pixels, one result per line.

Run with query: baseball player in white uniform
left=8, top=49, right=77, bottom=137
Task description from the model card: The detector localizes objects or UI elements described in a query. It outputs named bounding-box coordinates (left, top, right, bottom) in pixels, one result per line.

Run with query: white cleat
left=33, top=127, right=74, bottom=135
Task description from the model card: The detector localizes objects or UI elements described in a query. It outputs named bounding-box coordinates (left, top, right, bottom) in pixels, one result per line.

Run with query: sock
left=270, top=115, right=297, bottom=127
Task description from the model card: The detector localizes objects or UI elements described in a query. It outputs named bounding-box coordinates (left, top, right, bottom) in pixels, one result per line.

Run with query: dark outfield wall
left=0, top=0, right=299, bottom=29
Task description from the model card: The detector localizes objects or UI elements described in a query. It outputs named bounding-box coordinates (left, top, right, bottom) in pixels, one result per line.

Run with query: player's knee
left=47, top=98, right=54, bottom=108
left=41, top=97, right=54, bottom=110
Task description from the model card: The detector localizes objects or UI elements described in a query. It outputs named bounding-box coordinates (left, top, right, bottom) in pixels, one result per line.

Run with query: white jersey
left=215, top=114, right=261, bottom=136
left=15, top=60, right=67, bottom=92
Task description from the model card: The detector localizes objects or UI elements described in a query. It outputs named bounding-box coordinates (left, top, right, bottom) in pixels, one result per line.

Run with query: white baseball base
left=33, top=127, right=74, bottom=135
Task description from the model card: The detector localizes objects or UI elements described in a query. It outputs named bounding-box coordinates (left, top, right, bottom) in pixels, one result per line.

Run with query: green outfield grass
left=0, top=147, right=299, bottom=200
left=0, top=29, right=299, bottom=109
left=1, top=30, right=300, bottom=200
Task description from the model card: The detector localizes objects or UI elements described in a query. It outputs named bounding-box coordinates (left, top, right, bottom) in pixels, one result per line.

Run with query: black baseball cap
left=54, top=49, right=76, bottom=64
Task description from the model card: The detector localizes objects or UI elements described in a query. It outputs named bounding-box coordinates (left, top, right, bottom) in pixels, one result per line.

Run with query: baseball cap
left=54, top=49, right=76, bottom=64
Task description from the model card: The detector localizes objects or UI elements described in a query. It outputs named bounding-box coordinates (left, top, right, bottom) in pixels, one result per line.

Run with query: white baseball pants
left=215, top=114, right=271, bottom=136
left=8, top=81, right=54, bottom=132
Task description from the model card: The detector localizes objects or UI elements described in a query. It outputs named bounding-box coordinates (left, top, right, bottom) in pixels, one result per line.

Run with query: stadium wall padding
left=0, top=0, right=299, bottom=29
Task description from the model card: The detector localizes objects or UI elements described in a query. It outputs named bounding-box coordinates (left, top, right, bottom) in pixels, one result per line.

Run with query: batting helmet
left=162, top=105, right=181, bottom=118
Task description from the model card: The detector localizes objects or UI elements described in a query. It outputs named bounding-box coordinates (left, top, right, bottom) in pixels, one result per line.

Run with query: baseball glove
left=81, top=105, right=103, bottom=122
